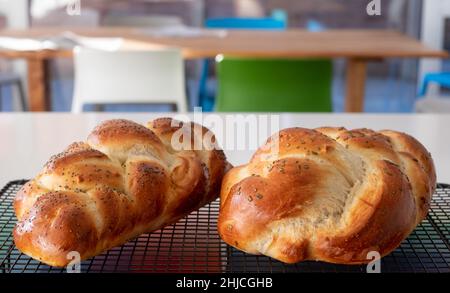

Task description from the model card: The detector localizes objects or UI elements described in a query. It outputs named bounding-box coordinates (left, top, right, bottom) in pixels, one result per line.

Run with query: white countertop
left=1, top=113, right=449, bottom=187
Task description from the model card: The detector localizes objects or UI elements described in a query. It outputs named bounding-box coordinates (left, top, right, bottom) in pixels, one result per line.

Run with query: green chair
left=216, top=57, right=333, bottom=112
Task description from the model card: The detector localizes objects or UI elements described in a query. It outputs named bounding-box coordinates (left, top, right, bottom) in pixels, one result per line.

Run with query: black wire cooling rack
left=1, top=180, right=449, bottom=273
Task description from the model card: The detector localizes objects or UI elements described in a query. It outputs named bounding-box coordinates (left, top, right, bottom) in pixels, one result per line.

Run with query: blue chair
left=419, top=72, right=450, bottom=96
left=199, top=15, right=287, bottom=111
left=271, top=9, right=288, bottom=25
left=204, top=17, right=286, bottom=30
left=306, top=19, right=326, bottom=32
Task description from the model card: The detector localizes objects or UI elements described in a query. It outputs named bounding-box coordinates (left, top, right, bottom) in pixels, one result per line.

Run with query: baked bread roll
left=14, top=118, right=230, bottom=267
left=218, top=127, right=435, bottom=264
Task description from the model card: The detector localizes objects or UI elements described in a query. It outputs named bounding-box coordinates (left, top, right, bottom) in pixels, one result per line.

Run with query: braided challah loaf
left=14, top=118, right=230, bottom=267
left=218, top=127, right=435, bottom=264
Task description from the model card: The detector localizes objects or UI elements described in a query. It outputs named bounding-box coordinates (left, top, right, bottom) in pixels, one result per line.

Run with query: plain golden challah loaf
left=218, top=127, right=435, bottom=264
left=14, top=118, right=230, bottom=267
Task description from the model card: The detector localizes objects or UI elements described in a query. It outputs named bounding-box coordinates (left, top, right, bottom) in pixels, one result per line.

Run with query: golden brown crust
left=218, top=127, right=435, bottom=264
left=14, top=118, right=230, bottom=267
left=88, top=119, right=162, bottom=148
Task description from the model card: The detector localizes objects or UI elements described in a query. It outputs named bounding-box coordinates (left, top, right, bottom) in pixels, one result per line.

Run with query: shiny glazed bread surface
left=218, top=127, right=435, bottom=264
left=14, top=118, right=230, bottom=267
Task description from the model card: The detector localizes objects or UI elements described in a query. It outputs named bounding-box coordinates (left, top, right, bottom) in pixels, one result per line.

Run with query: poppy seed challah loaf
left=14, top=118, right=230, bottom=267
left=218, top=127, right=435, bottom=264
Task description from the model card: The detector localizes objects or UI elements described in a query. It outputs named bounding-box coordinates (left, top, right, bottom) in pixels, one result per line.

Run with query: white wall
left=419, top=0, right=450, bottom=95
left=0, top=0, right=29, bottom=28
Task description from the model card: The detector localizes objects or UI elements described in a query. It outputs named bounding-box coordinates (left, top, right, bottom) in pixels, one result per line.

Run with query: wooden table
left=1, top=113, right=450, bottom=186
left=0, top=28, right=447, bottom=112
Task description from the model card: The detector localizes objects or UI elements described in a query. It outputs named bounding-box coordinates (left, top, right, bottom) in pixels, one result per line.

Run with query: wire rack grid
left=1, top=180, right=449, bottom=273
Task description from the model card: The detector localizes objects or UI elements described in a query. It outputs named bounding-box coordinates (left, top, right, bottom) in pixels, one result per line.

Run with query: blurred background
left=0, top=0, right=448, bottom=113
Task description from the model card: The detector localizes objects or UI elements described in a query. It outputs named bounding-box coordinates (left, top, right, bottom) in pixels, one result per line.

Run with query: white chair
left=101, top=14, right=183, bottom=28
left=72, top=48, right=187, bottom=113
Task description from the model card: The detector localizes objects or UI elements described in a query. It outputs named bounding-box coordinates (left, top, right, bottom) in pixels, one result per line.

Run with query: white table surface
left=1, top=113, right=449, bottom=187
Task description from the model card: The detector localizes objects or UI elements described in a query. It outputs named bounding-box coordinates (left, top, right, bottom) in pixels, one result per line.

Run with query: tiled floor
left=0, top=75, right=418, bottom=113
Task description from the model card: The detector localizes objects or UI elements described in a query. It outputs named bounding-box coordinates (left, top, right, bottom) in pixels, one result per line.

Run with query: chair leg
left=71, top=98, right=84, bottom=113
left=16, top=80, right=27, bottom=111
left=419, top=78, right=429, bottom=97
left=0, top=86, right=3, bottom=112
left=198, top=59, right=210, bottom=108
left=93, top=104, right=105, bottom=112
